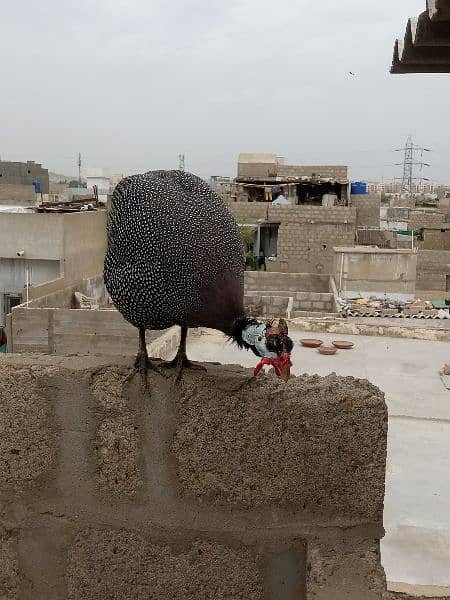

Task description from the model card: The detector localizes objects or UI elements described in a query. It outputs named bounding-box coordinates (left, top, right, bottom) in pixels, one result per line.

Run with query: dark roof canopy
left=391, top=0, right=450, bottom=73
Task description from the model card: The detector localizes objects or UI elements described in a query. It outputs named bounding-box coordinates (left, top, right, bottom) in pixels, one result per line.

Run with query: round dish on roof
left=299, top=339, right=323, bottom=348
left=332, top=341, right=354, bottom=349
left=318, top=346, right=337, bottom=355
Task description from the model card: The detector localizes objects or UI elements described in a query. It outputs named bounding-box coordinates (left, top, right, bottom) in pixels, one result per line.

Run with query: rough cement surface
left=0, top=355, right=389, bottom=599
left=67, top=529, right=264, bottom=600
left=173, top=372, right=387, bottom=519
left=0, top=365, right=55, bottom=493
left=95, top=415, right=142, bottom=497
left=307, top=538, right=387, bottom=599
left=0, top=529, right=18, bottom=600
left=91, top=367, right=128, bottom=412
left=91, top=368, right=142, bottom=497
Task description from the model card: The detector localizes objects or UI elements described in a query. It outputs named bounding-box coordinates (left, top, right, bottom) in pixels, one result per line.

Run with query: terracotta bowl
left=332, top=341, right=354, bottom=350
left=300, top=338, right=323, bottom=348
left=318, top=346, right=337, bottom=355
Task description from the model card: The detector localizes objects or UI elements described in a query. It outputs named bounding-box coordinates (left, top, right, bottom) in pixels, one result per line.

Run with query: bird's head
left=232, top=317, right=294, bottom=382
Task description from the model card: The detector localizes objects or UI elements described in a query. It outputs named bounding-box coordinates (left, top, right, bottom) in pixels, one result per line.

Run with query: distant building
left=236, top=153, right=349, bottom=204
left=0, top=160, right=49, bottom=194
left=366, top=180, right=439, bottom=195
left=227, top=154, right=357, bottom=275
left=86, top=169, right=110, bottom=204
left=0, top=210, right=107, bottom=325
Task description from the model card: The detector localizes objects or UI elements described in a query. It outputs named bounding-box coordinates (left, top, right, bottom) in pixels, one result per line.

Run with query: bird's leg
left=125, top=327, right=161, bottom=389
left=162, top=325, right=206, bottom=382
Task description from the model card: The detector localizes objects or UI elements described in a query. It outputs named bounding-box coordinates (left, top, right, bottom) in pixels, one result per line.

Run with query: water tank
left=351, top=181, right=367, bottom=195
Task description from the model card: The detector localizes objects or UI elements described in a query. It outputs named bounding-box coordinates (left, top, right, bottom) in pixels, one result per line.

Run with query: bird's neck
left=228, top=316, right=259, bottom=349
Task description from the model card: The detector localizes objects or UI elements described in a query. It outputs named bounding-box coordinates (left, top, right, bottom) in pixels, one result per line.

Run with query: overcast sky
left=1, top=0, right=449, bottom=182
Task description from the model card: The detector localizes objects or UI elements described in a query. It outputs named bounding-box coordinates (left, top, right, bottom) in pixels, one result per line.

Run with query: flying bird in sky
left=104, top=170, right=293, bottom=390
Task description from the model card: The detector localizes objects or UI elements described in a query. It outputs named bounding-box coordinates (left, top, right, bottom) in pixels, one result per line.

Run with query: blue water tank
left=351, top=181, right=367, bottom=195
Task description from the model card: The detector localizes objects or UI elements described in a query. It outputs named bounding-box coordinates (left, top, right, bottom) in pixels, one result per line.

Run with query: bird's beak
left=274, top=352, right=292, bottom=382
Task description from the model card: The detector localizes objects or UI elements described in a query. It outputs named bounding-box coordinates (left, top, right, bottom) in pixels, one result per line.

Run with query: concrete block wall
left=227, top=204, right=357, bottom=275
left=276, top=165, right=348, bottom=180
left=423, top=228, right=450, bottom=250
left=0, top=355, right=388, bottom=599
left=9, top=307, right=165, bottom=355
left=390, top=197, right=416, bottom=209
left=0, top=160, right=49, bottom=193
left=408, top=210, right=445, bottom=230
left=227, top=202, right=269, bottom=223
left=350, top=194, right=381, bottom=228
left=416, top=249, right=450, bottom=291
left=245, top=271, right=331, bottom=293
left=244, top=291, right=334, bottom=317
left=275, top=207, right=356, bottom=274
left=0, top=184, right=37, bottom=206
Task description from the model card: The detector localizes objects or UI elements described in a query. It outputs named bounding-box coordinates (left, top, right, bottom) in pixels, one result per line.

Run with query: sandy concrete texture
left=174, top=372, right=387, bottom=520
left=0, top=353, right=388, bottom=599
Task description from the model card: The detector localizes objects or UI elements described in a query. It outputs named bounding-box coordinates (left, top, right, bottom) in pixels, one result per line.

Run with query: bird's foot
left=161, top=353, right=207, bottom=383
left=125, top=351, right=162, bottom=391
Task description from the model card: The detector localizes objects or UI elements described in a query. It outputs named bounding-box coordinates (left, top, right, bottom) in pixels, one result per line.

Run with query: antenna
left=394, top=136, right=430, bottom=195
left=178, top=154, right=185, bottom=172
left=78, top=152, right=82, bottom=186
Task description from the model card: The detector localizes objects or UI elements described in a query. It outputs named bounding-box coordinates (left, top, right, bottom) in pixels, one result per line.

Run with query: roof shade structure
left=391, top=0, right=450, bottom=73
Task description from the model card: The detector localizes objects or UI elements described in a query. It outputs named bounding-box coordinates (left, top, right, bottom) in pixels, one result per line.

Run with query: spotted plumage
left=104, top=169, right=293, bottom=384
left=104, top=170, right=245, bottom=333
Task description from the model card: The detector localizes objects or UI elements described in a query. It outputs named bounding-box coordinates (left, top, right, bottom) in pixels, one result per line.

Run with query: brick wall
left=0, top=184, right=36, bottom=206
left=274, top=207, right=356, bottom=275
left=227, top=202, right=269, bottom=223
left=390, top=197, right=415, bottom=209
left=227, top=204, right=357, bottom=275
left=0, top=160, right=49, bottom=194
left=244, top=290, right=334, bottom=316
left=416, top=249, right=450, bottom=291
left=245, top=271, right=330, bottom=292
left=0, top=355, right=388, bottom=599
left=276, top=165, right=348, bottom=180
left=350, top=195, right=381, bottom=228
left=423, top=228, right=450, bottom=250
left=408, top=210, right=445, bottom=230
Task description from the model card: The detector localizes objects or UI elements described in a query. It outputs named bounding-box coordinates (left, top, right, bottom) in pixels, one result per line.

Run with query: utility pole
left=395, top=136, right=430, bottom=195
left=78, top=152, right=82, bottom=187
left=178, top=154, right=185, bottom=172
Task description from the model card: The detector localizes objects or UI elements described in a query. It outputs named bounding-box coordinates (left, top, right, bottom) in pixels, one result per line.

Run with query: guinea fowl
left=104, top=170, right=293, bottom=386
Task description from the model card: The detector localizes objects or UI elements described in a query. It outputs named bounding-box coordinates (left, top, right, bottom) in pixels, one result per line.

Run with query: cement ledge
left=289, top=317, right=450, bottom=342
left=388, top=581, right=450, bottom=599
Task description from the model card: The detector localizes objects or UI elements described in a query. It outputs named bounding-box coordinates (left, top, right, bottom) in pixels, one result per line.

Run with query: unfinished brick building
left=230, top=155, right=359, bottom=275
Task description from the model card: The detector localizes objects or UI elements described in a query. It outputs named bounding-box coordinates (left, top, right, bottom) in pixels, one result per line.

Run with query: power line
left=394, top=136, right=430, bottom=195
left=178, top=154, right=185, bottom=172
left=78, top=152, right=82, bottom=186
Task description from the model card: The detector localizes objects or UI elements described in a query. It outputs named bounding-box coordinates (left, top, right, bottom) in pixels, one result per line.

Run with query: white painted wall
left=0, top=257, right=61, bottom=324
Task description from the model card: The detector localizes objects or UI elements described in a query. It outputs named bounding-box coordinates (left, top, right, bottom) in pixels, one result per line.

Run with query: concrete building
left=86, top=169, right=111, bottom=204
left=0, top=210, right=107, bottom=324
left=416, top=248, right=450, bottom=293
left=422, top=223, right=450, bottom=250
left=236, top=154, right=349, bottom=205
left=367, top=180, right=439, bottom=195
left=228, top=202, right=356, bottom=275
left=0, top=160, right=49, bottom=193
left=0, top=184, right=37, bottom=207
left=333, top=246, right=418, bottom=301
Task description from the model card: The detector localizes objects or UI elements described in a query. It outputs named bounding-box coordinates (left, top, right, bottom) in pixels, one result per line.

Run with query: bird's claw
left=125, top=351, right=163, bottom=392
left=161, top=354, right=207, bottom=383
